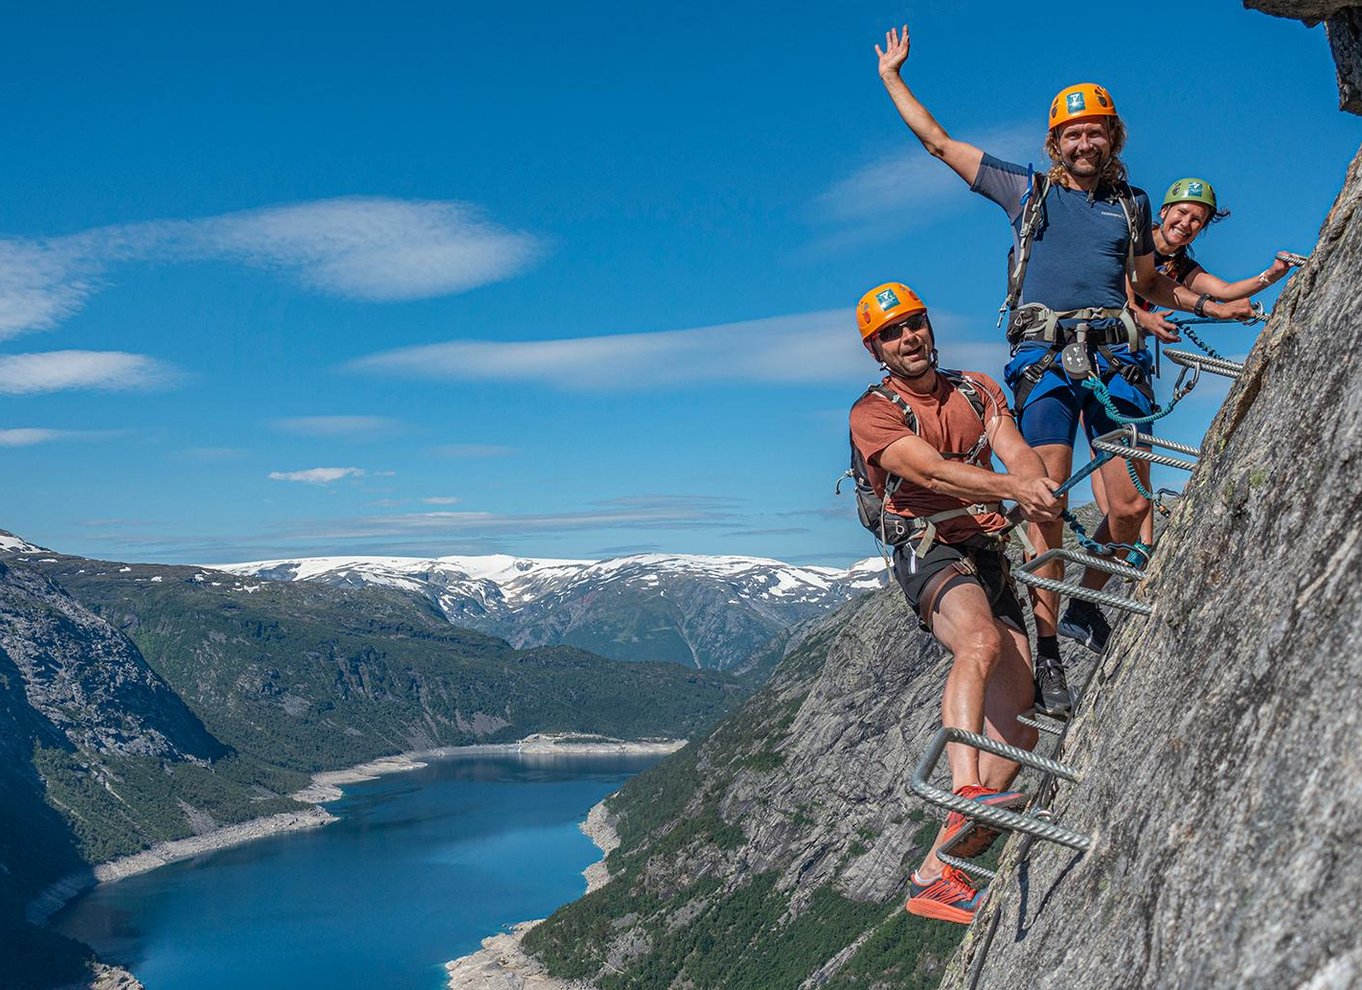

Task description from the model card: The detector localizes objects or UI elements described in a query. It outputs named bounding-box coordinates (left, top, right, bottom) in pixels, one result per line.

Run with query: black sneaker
left=1058, top=599, right=1111, bottom=655
left=1033, top=661, right=1072, bottom=720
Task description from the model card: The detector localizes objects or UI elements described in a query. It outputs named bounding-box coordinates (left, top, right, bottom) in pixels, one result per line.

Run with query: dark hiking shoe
left=1058, top=599, right=1111, bottom=655
left=1033, top=661, right=1072, bottom=720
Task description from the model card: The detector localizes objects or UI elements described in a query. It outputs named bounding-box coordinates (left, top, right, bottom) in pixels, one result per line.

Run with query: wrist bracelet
left=1258, top=272, right=1272, bottom=287
left=1194, top=293, right=1210, bottom=317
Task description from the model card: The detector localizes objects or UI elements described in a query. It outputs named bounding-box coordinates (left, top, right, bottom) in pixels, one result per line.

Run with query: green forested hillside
left=34, top=557, right=747, bottom=775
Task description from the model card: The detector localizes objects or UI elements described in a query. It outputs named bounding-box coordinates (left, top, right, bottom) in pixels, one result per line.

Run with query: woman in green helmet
left=1130, top=176, right=1294, bottom=332
left=1098, top=176, right=1296, bottom=551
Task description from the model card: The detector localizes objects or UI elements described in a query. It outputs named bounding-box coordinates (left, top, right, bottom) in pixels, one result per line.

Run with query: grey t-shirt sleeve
left=1132, top=188, right=1154, bottom=256
left=969, top=153, right=1031, bottom=223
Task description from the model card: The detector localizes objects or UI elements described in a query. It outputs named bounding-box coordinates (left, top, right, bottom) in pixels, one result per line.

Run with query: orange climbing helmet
left=1049, top=83, right=1117, bottom=129
left=856, top=282, right=927, bottom=340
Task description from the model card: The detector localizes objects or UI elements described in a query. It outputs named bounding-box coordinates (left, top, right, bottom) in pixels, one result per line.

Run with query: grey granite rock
left=938, top=136, right=1362, bottom=990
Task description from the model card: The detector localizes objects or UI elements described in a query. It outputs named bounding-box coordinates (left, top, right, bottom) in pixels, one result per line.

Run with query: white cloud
left=268, top=467, right=367, bottom=484
left=188, top=198, right=541, bottom=301
left=346, top=310, right=1010, bottom=391
left=421, top=496, right=460, bottom=505
left=271, top=415, right=402, bottom=439
left=0, top=350, right=182, bottom=395
left=806, top=123, right=1037, bottom=252
left=0, top=427, right=119, bottom=447
left=0, top=198, right=543, bottom=341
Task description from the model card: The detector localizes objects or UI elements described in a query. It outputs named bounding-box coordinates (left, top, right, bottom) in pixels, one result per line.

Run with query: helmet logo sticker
left=1066, top=92, right=1086, bottom=114
left=1095, top=88, right=1110, bottom=107
left=876, top=288, right=901, bottom=310
left=1187, top=181, right=1204, bottom=197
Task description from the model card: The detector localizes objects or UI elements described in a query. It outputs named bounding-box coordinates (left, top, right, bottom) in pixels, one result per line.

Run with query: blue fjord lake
left=54, top=752, right=662, bottom=990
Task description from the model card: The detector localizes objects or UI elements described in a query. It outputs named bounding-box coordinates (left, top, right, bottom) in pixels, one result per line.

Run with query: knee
left=954, top=626, right=1004, bottom=672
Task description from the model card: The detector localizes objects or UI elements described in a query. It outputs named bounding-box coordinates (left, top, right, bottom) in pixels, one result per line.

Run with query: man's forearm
left=910, top=457, right=1025, bottom=505
left=880, top=72, right=952, bottom=158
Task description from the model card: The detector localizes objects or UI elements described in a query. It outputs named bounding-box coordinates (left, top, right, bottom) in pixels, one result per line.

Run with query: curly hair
left=1045, top=116, right=1128, bottom=190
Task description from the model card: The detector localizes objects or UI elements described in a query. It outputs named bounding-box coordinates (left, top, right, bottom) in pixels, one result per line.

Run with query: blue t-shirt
left=971, top=154, right=1153, bottom=312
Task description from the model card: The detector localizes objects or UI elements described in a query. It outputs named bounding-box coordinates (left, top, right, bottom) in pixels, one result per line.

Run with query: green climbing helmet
left=1162, top=177, right=1218, bottom=213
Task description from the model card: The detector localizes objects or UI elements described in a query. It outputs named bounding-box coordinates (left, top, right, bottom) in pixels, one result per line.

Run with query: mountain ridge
left=208, top=551, right=887, bottom=671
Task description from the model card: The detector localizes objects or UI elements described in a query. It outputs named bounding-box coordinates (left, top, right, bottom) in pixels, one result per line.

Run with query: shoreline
left=444, top=797, right=621, bottom=989
left=29, top=734, right=682, bottom=927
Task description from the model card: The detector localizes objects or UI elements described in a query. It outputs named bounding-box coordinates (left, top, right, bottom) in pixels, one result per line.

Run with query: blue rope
left=1060, top=508, right=1108, bottom=555
left=1081, top=375, right=1182, bottom=426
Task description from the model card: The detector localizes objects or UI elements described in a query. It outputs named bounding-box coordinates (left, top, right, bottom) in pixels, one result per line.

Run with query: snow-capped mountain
left=210, top=553, right=888, bottom=671
left=0, top=530, right=48, bottom=555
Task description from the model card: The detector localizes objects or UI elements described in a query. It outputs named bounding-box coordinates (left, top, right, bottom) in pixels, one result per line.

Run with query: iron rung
left=1017, top=713, right=1064, bottom=735
left=1163, top=347, right=1243, bottom=379
left=1021, top=547, right=1148, bottom=582
left=909, top=727, right=1093, bottom=852
left=1012, top=571, right=1153, bottom=614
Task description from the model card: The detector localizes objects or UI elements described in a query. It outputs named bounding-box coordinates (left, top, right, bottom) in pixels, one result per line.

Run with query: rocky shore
left=29, top=734, right=679, bottom=929
left=444, top=797, right=624, bottom=990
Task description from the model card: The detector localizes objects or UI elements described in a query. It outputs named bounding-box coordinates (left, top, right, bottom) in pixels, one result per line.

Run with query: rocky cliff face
left=0, top=558, right=232, bottom=988
left=0, top=560, right=226, bottom=762
left=936, top=99, right=1362, bottom=990
left=502, top=577, right=1098, bottom=989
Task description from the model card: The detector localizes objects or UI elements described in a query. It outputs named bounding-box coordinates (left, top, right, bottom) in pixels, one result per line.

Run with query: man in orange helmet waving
left=849, top=281, right=1060, bottom=923
left=873, top=26, right=1252, bottom=717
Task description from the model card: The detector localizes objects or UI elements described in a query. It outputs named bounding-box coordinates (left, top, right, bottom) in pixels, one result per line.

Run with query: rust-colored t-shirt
left=849, top=371, right=1012, bottom=544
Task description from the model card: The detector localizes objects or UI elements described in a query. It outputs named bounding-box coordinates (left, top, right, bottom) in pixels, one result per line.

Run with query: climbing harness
left=838, top=372, right=996, bottom=572
left=997, top=169, right=1141, bottom=328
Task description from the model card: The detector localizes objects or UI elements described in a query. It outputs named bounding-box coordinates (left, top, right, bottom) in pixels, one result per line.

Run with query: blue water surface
left=54, top=752, right=660, bottom=990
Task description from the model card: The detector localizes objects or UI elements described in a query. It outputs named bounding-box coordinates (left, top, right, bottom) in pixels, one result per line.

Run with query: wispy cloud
left=805, top=124, right=1036, bottom=253
left=0, top=350, right=183, bottom=395
left=420, top=496, right=460, bottom=505
left=0, top=427, right=123, bottom=447
left=271, top=415, right=403, bottom=440
left=0, top=197, right=544, bottom=341
left=267, top=466, right=367, bottom=484
left=347, top=310, right=1009, bottom=391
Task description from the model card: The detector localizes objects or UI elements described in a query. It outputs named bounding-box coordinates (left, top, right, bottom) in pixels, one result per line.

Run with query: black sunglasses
left=876, top=312, right=930, bottom=343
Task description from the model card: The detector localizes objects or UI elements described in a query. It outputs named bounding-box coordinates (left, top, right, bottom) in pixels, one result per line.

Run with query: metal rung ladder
left=910, top=727, right=1093, bottom=857
left=1164, top=346, right=1244, bottom=380
left=1089, top=426, right=1201, bottom=472
left=1014, top=547, right=1152, bottom=614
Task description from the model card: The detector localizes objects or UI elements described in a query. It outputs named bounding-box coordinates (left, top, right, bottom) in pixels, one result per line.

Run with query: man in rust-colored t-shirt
left=849, top=282, right=1061, bottom=927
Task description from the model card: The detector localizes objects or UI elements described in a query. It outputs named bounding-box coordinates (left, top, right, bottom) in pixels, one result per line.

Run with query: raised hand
left=875, top=25, right=910, bottom=78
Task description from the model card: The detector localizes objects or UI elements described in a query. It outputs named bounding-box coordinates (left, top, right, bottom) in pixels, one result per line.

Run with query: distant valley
left=3, top=530, right=880, bottom=988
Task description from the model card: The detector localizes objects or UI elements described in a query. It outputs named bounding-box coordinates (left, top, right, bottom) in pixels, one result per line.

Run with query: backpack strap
left=1114, top=181, right=1142, bottom=290
left=999, top=170, right=1050, bottom=325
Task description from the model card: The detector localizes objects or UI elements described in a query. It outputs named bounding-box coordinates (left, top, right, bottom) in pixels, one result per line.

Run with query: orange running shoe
left=905, top=865, right=984, bottom=924
left=939, top=784, right=1026, bottom=858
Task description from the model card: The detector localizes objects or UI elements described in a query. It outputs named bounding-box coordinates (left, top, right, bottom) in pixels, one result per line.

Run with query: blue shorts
left=1004, top=343, right=1154, bottom=449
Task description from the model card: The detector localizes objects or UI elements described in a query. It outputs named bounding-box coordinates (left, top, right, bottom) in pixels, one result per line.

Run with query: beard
left=1063, top=152, right=1105, bottom=177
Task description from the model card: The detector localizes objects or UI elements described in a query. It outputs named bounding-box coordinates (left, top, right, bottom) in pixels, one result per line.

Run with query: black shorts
left=892, top=538, right=1027, bottom=633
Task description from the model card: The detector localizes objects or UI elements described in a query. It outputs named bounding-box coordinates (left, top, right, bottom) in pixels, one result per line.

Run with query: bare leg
left=1080, top=456, right=1151, bottom=591
left=1027, top=444, right=1074, bottom=636
left=916, top=588, right=1037, bottom=880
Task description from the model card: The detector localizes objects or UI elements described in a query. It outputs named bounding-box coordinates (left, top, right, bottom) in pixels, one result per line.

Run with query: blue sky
left=2, top=1, right=1358, bottom=566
